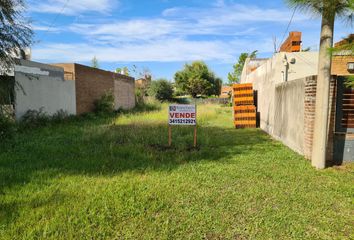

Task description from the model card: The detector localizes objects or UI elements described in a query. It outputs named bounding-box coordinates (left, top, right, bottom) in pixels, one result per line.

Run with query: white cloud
left=29, top=0, right=117, bottom=15
left=32, top=36, right=276, bottom=63
left=213, top=0, right=226, bottom=8
left=33, top=39, right=233, bottom=62
left=69, top=19, right=258, bottom=43
left=162, top=3, right=305, bottom=25
left=65, top=2, right=309, bottom=45
left=32, top=25, right=61, bottom=33
left=70, top=19, right=179, bottom=41
left=33, top=1, right=348, bottom=64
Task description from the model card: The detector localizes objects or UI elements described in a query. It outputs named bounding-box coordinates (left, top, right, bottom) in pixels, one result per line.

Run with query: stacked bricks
left=233, top=83, right=256, bottom=128
left=303, top=75, right=337, bottom=162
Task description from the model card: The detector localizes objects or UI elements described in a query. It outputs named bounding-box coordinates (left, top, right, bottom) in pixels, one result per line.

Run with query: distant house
left=280, top=31, right=302, bottom=52
left=240, top=32, right=354, bottom=165
left=135, top=74, right=152, bottom=90
left=52, top=63, right=135, bottom=115
left=219, top=85, right=232, bottom=98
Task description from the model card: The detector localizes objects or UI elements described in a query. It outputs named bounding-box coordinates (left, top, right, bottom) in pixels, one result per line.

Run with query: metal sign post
left=168, top=104, right=197, bottom=147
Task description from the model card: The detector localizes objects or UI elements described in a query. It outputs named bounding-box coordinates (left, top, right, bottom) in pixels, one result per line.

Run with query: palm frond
left=285, top=0, right=353, bottom=20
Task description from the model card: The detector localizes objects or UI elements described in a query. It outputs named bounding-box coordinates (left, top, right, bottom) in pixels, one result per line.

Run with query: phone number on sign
left=169, top=119, right=196, bottom=124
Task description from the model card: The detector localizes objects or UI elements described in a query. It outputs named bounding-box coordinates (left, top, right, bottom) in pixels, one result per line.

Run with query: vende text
left=169, top=113, right=196, bottom=118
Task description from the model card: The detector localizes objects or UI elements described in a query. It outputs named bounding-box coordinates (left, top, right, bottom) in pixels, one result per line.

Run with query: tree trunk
left=311, top=9, right=335, bottom=169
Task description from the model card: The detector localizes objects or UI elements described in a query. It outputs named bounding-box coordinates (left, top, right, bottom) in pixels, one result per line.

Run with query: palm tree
left=285, top=0, right=353, bottom=169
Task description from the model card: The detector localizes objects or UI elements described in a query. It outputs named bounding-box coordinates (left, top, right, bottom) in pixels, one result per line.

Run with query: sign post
left=168, top=104, right=197, bottom=147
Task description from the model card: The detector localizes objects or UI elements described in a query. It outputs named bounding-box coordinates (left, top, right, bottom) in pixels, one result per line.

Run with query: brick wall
left=304, top=76, right=317, bottom=159
left=74, top=64, right=115, bottom=114
left=114, top=78, right=135, bottom=110
left=332, top=55, right=354, bottom=76
left=303, top=75, right=337, bottom=163
left=52, top=63, right=135, bottom=115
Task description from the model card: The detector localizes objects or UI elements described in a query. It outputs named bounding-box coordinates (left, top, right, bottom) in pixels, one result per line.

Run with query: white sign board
left=169, top=104, right=196, bottom=125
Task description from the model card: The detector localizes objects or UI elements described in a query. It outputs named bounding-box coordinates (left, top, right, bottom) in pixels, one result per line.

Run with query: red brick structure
left=220, top=85, right=232, bottom=98
left=303, top=76, right=337, bottom=163
left=332, top=34, right=354, bottom=76
left=53, top=63, right=135, bottom=115
left=280, top=32, right=302, bottom=52
left=332, top=56, right=354, bottom=76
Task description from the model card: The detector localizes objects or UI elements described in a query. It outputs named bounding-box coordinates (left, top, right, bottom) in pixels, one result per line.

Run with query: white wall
left=15, top=60, right=76, bottom=119
left=241, top=52, right=319, bottom=84
left=239, top=52, right=318, bottom=154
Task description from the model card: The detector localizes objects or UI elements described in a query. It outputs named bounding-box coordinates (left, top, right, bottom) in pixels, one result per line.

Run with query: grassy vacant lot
left=0, top=104, right=353, bottom=239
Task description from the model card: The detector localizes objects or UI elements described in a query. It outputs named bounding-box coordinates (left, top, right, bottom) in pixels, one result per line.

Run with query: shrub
left=148, top=79, right=173, bottom=102
left=0, top=114, right=16, bottom=141
left=135, top=88, right=145, bottom=105
left=94, top=91, right=115, bottom=114
left=52, top=109, right=70, bottom=123
left=21, top=108, right=50, bottom=128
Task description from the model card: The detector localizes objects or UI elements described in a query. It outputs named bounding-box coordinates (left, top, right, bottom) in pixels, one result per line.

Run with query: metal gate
left=334, top=77, right=354, bottom=162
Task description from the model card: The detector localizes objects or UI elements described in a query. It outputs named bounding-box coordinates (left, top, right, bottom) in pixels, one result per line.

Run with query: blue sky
left=27, top=0, right=352, bottom=82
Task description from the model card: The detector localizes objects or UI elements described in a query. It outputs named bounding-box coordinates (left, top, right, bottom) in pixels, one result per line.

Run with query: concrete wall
left=240, top=52, right=319, bottom=151
left=274, top=79, right=305, bottom=154
left=240, top=51, right=352, bottom=163
left=241, top=52, right=319, bottom=85
left=15, top=60, right=76, bottom=119
left=241, top=52, right=317, bottom=133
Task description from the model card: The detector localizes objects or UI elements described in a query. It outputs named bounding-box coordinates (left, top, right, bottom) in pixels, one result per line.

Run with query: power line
left=289, top=52, right=317, bottom=69
left=38, top=0, right=70, bottom=41
left=277, top=7, right=297, bottom=52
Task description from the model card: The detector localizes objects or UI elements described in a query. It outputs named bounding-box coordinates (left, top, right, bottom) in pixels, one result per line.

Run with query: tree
left=91, top=56, right=99, bottom=68
left=211, top=77, right=223, bottom=96
left=286, top=0, right=353, bottom=169
left=0, top=0, right=32, bottom=106
left=228, top=51, right=257, bottom=84
left=148, top=79, right=173, bottom=101
left=0, top=0, right=32, bottom=72
left=332, top=34, right=354, bottom=88
left=175, top=61, right=222, bottom=98
left=116, top=66, right=130, bottom=76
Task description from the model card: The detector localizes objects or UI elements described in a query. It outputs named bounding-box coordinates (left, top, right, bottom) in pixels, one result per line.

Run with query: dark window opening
left=336, top=77, right=354, bottom=132
left=292, top=41, right=302, bottom=46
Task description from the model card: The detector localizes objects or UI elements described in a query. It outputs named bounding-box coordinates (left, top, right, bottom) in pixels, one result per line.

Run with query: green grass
left=0, top=104, right=353, bottom=239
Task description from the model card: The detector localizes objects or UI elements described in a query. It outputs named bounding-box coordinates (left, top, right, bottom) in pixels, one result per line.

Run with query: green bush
left=20, top=108, right=51, bottom=128
left=0, top=114, right=16, bottom=141
left=94, top=91, right=115, bottom=114
left=52, top=109, right=71, bottom=123
left=135, top=88, right=145, bottom=105
left=148, top=79, right=173, bottom=102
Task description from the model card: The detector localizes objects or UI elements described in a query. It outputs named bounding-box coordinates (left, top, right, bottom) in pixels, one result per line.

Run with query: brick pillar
left=304, top=75, right=337, bottom=163
left=304, top=76, right=317, bottom=159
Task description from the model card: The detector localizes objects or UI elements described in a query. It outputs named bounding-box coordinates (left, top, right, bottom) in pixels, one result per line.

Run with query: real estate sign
left=168, top=104, right=196, bottom=125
